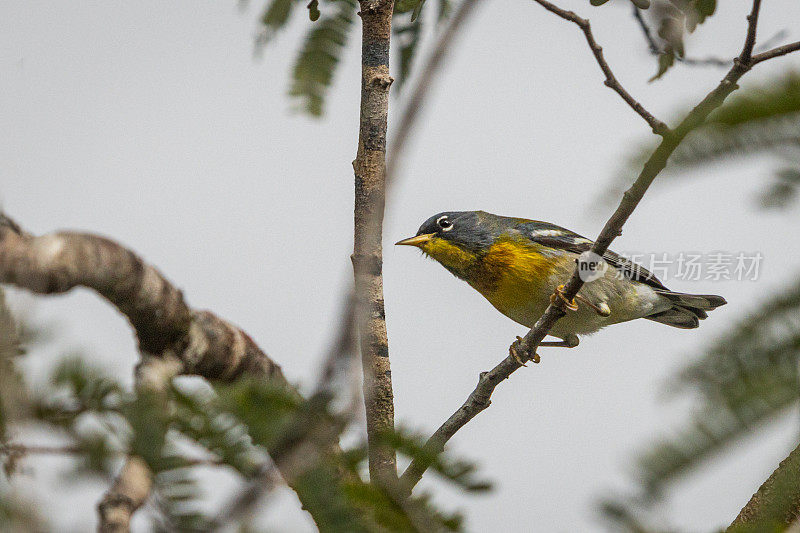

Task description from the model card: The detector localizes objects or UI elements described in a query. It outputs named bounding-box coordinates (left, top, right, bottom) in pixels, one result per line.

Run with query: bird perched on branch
left=396, top=211, right=726, bottom=362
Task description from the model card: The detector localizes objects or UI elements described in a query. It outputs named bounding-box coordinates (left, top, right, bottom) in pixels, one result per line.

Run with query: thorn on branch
left=370, top=74, right=394, bottom=89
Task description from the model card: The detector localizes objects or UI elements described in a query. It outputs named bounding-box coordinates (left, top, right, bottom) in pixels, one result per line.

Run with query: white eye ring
left=436, top=215, right=454, bottom=231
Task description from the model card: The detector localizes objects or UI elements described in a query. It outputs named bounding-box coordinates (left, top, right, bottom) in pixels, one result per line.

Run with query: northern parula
left=396, top=211, right=726, bottom=353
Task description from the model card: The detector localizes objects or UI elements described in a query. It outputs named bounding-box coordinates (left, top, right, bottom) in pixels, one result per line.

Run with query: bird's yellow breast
left=471, top=239, right=558, bottom=315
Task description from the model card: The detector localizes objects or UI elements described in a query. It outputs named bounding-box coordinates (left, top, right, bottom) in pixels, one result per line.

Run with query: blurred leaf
left=711, top=73, right=800, bottom=126
left=650, top=50, right=675, bottom=81
left=590, top=0, right=612, bottom=6
left=394, top=0, right=422, bottom=14
left=760, top=168, right=800, bottom=209
left=411, top=0, right=426, bottom=22
left=307, top=0, right=321, bottom=21
left=394, top=12, right=423, bottom=90
left=605, top=71, right=800, bottom=209
left=259, top=0, right=301, bottom=44
left=635, top=277, right=800, bottom=494
left=289, top=0, right=357, bottom=116
left=380, top=427, right=492, bottom=493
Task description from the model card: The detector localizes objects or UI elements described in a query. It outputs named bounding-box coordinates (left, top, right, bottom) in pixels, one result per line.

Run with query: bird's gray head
left=395, top=211, right=497, bottom=255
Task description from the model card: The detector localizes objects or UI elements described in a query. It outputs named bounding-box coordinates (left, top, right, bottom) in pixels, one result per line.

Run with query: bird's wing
left=518, top=221, right=668, bottom=290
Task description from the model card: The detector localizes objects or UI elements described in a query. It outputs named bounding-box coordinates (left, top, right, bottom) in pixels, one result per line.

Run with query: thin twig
left=740, top=0, right=762, bottom=65
left=531, top=0, right=670, bottom=136
left=399, top=0, right=799, bottom=495
left=751, top=41, right=800, bottom=65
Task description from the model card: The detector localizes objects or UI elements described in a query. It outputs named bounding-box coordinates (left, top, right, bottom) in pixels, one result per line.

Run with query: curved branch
left=0, top=215, right=284, bottom=383
left=531, top=0, right=670, bottom=136
left=0, top=214, right=326, bottom=530
left=400, top=0, right=797, bottom=494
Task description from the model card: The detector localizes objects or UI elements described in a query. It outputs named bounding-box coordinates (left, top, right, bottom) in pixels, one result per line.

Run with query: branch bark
left=0, top=214, right=332, bottom=530
left=400, top=0, right=796, bottom=494
left=531, top=0, right=670, bottom=136
left=728, top=441, right=800, bottom=530
left=97, top=356, right=180, bottom=533
left=352, top=0, right=397, bottom=484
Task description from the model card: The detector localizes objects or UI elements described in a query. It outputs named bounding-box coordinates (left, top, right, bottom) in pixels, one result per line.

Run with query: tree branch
left=728, top=441, right=800, bottom=530
left=0, top=215, right=284, bottom=383
left=352, top=0, right=398, bottom=484
left=531, top=0, right=670, bottom=136
left=751, top=41, right=800, bottom=65
left=97, top=356, right=180, bottom=533
left=400, top=0, right=800, bottom=494
left=0, top=214, right=338, bottom=530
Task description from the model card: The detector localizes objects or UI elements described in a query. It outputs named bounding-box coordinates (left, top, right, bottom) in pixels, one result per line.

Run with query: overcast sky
left=2, top=1, right=800, bottom=531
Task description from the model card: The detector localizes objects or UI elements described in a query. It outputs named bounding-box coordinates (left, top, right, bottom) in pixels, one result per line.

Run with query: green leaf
left=289, top=0, right=357, bottom=116
left=634, top=277, right=800, bottom=494
left=649, top=50, right=675, bottom=82
left=590, top=0, right=612, bottom=6
left=394, top=0, right=422, bottom=14
left=259, top=0, right=299, bottom=44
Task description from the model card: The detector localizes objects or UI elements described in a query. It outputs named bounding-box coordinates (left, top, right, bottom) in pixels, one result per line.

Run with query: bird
left=396, top=210, right=726, bottom=363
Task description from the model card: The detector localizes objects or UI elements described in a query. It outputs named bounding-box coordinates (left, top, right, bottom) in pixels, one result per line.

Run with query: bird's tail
left=646, top=290, right=727, bottom=329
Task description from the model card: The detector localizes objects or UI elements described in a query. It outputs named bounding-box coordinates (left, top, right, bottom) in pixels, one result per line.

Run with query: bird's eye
left=436, top=216, right=453, bottom=231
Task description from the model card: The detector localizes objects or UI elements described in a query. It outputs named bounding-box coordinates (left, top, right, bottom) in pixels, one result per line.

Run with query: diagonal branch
left=728, top=440, right=800, bottom=530
left=531, top=0, right=670, bottom=136
left=399, top=0, right=800, bottom=494
left=751, top=41, right=800, bottom=65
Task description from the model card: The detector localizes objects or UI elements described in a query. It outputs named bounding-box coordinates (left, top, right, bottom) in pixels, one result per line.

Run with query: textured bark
left=729, top=441, right=800, bottom=530
left=0, top=215, right=284, bottom=383
left=400, top=0, right=799, bottom=494
left=0, top=213, right=324, bottom=530
left=352, top=0, right=397, bottom=483
left=96, top=456, right=153, bottom=533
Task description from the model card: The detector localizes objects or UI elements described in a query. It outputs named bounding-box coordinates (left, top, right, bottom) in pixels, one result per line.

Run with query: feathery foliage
left=7, top=354, right=488, bottom=530
left=637, top=277, right=800, bottom=494
left=289, top=0, right=357, bottom=116
left=605, top=71, right=800, bottom=210
left=256, top=0, right=456, bottom=114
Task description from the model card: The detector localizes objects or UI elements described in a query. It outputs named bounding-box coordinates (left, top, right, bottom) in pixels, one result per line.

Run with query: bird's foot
left=509, top=336, right=540, bottom=365
left=575, top=294, right=611, bottom=317
left=539, top=334, right=580, bottom=348
left=550, top=284, right=579, bottom=311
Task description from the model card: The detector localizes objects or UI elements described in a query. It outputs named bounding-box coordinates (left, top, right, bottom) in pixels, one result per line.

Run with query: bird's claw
left=509, top=336, right=540, bottom=365
left=550, top=284, right=579, bottom=311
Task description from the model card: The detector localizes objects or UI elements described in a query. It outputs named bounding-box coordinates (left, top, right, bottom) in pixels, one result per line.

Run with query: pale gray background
left=2, top=1, right=800, bottom=531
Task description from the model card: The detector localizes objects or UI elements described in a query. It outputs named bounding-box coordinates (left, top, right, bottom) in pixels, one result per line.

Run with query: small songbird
left=396, top=211, right=725, bottom=359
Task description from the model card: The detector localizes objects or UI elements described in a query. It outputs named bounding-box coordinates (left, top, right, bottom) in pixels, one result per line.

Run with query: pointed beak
left=395, top=233, right=434, bottom=247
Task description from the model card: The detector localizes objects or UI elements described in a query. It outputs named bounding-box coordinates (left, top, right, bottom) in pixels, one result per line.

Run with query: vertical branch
left=352, top=0, right=397, bottom=483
